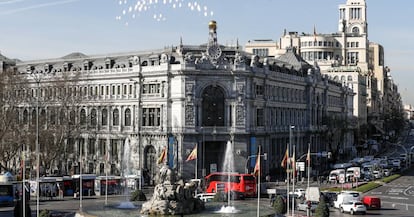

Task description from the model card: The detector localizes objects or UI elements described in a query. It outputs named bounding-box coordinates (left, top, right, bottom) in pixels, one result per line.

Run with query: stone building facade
left=2, top=21, right=353, bottom=182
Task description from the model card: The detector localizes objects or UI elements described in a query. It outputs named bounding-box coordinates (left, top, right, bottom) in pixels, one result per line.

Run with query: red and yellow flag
left=157, top=146, right=167, bottom=164
left=186, top=145, right=197, bottom=162
left=281, top=148, right=289, bottom=168
left=253, top=147, right=261, bottom=177
left=306, top=145, right=311, bottom=166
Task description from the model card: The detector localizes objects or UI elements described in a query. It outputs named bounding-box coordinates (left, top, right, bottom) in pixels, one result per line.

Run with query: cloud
left=0, top=0, right=80, bottom=15
left=0, top=0, right=24, bottom=5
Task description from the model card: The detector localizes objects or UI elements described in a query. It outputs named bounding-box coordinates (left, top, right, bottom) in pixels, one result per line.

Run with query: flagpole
left=286, top=144, right=290, bottom=217
left=307, top=143, right=310, bottom=191
left=256, top=145, right=261, bottom=217
left=22, top=144, right=25, bottom=217
left=195, top=143, right=198, bottom=180
left=292, top=145, right=295, bottom=217
left=105, top=144, right=109, bottom=206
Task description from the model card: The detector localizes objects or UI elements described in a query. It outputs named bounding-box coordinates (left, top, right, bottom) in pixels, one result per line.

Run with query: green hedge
left=321, top=174, right=401, bottom=193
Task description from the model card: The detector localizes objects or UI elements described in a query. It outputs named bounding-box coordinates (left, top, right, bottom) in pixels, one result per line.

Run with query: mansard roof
left=62, top=52, right=89, bottom=59
left=276, top=48, right=312, bottom=72
left=0, top=53, right=15, bottom=64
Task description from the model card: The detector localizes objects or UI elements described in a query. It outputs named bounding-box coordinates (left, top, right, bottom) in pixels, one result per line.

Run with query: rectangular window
left=142, top=107, right=161, bottom=126
left=256, top=84, right=264, bottom=96
left=88, top=138, right=96, bottom=154
left=99, top=139, right=106, bottom=156
left=110, top=139, right=118, bottom=161
left=256, top=108, right=264, bottom=127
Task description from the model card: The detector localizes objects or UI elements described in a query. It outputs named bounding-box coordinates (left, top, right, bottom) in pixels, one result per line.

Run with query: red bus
left=204, top=172, right=256, bottom=197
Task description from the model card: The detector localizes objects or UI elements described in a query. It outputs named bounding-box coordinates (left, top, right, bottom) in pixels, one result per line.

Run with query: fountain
left=140, top=164, right=204, bottom=215
left=80, top=140, right=276, bottom=217
left=116, top=137, right=136, bottom=209
left=215, top=141, right=239, bottom=214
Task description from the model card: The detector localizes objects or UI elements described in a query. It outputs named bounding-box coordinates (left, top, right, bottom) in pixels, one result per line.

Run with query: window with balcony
left=113, top=109, right=119, bottom=126
left=125, top=108, right=131, bottom=126
left=102, top=109, right=108, bottom=126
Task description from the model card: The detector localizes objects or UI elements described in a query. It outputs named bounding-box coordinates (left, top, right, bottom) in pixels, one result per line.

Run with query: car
left=372, top=170, right=383, bottom=179
left=383, top=168, right=392, bottom=177
left=296, top=200, right=319, bottom=212
left=195, top=193, right=216, bottom=202
left=289, top=188, right=305, bottom=198
left=392, top=159, right=401, bottom=170
left=362, top=196, right=381, bottom=209
left=340, top=201, right=367, bottom=215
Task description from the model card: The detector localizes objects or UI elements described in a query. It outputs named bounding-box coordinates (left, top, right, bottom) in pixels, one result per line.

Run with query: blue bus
left=0, top=183, right=14, bottom=206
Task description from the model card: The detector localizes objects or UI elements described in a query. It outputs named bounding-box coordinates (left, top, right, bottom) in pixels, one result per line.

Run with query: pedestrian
left=265, top=174, right=271, bottom=182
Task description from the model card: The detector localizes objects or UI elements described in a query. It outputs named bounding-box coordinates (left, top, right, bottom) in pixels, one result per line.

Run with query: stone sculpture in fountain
left=140, top=164, right=205, bottom=215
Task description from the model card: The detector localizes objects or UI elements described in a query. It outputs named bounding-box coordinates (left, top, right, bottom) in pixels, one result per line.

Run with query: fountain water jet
left=116, top=137, right=137, bottom=209
left=215, top=141, right=239, bottom=214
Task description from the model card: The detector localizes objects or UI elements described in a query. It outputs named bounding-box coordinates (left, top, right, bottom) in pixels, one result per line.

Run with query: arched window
left=23, top=109, right=28, bottom=124
left=113, top=109, right=119, bottom=126
left=14, top=110, right=19, bottom=124
left=55, top=109, right=62, bottom=125
left=49, top=108, right=56, bottom=125
left=90, top=109, right=97, bottom=126
left=80, top=109, right=86, bottom=125
left=124, top=108, right=131, bottom=126
left=31, top=109, right=36, bottom=125
left=102, top=109, right=108, bottom=126
left=40, top=109, right=46, bottom=126
left=352, top=27, right=359, bottom=34
left=202, top=85, right=225, bottom=126
left=69, top=110, right=76, bottom=125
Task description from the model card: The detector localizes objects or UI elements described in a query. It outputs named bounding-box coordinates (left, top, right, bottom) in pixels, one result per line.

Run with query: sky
left=1, top=0, right=414, bottom=105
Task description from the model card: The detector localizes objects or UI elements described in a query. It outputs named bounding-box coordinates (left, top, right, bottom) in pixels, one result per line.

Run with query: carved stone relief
left=236, top=104, right=245, bottom=125
left=185, top=105, right=195, bottom=125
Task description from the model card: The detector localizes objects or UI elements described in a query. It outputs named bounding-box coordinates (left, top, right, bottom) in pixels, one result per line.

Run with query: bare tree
left=0, top=68, right=28, bottom=173
left=38, top=71, right=85, bottom=176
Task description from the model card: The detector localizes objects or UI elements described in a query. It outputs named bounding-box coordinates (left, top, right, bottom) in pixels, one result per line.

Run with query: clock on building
left=207, top=45, right=222, bottom=59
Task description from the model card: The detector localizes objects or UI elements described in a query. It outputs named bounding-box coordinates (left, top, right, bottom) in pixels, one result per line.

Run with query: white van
left=329, top=169, right=345, bottom=183
left=345, top=167, right=360, bottom=182
left=305, top=187, right=320, bottom=202
left=333, top=191, right=361, bottom=209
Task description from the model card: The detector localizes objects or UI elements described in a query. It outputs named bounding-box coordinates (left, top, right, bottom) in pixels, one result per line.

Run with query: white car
left=297, top=201, right=319, bottom=212
left=340, top=201, right=366, bottom=215
left=372, top=170, right=383, bottom=179
left=289, top=188, right=305, bottom=198
left=383, top=168, right=392, bottom=177
left=195, top=193, right=216, bottom=202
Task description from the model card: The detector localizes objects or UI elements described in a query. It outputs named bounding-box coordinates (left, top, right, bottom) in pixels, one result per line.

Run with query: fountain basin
left=84, top=199, right=276, bottom=217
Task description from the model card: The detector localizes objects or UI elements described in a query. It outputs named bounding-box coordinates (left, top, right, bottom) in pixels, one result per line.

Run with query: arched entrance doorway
left=144, top=146, right=157, bottom=185
left=202, top=85, right=225, bottom=126
left=201, top=85, right=227, bottom=175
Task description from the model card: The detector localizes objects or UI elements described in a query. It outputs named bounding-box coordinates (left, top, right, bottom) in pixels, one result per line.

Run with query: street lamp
left=129, top=78, right=142, bottom=189
left=287, top=125, right=295, bottom=217
left=201, top=127, right=206, bottom=177
left=30, top=71, right=41, bottom=217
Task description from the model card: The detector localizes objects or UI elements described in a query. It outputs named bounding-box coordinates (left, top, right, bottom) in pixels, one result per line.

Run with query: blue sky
left=1, top=0, right=414, bottom=105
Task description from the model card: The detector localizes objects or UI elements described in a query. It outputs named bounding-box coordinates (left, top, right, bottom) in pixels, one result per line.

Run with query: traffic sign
left=339, top=174, right=345, bottom=184
left=354, top=167, right=361, bottom=178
